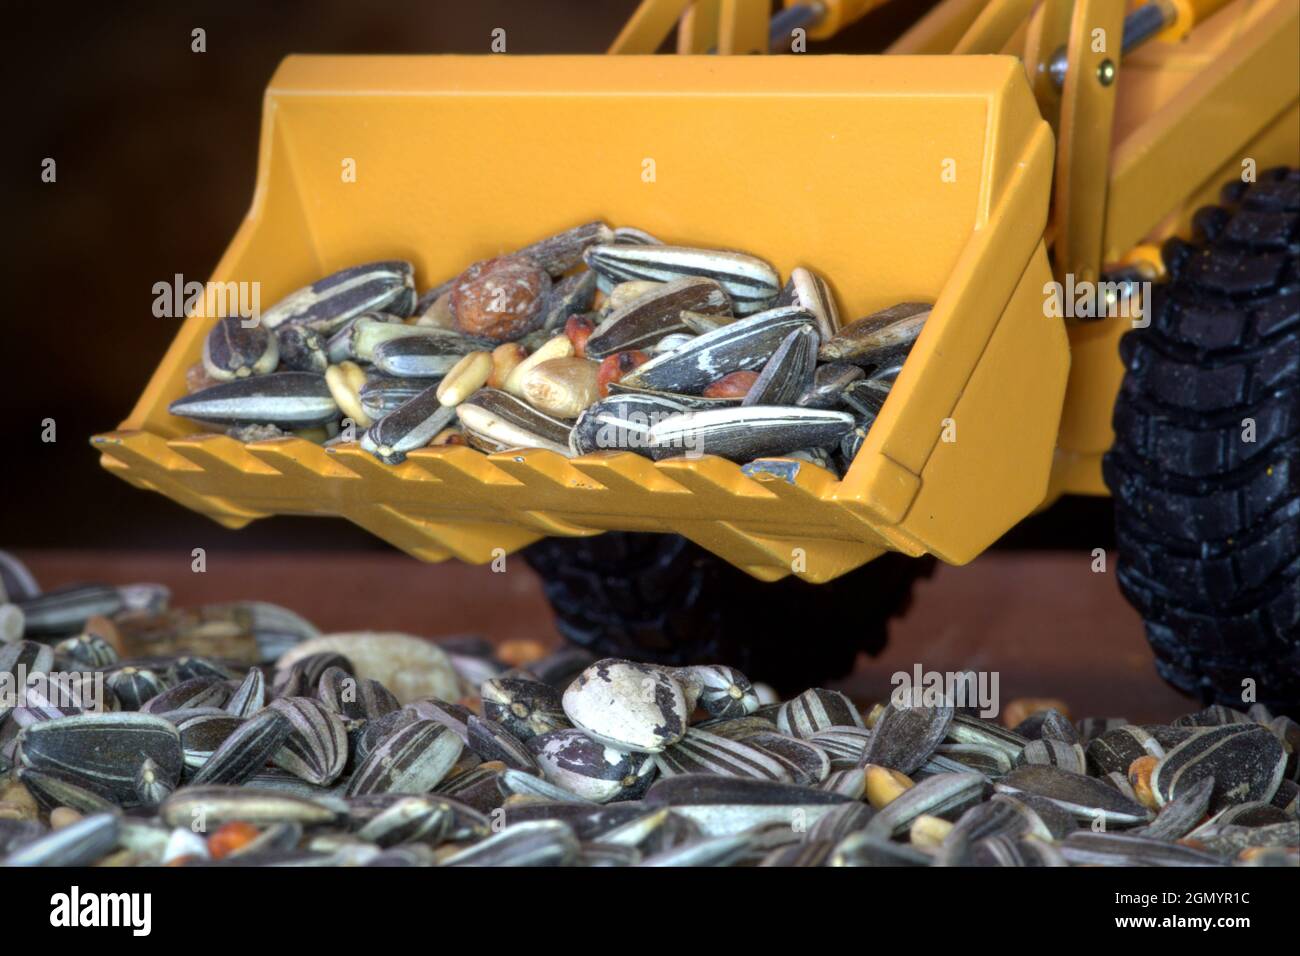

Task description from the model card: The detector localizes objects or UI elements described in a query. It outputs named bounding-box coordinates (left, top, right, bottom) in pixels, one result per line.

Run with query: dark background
left=5, top=0, right=1114, bottom=552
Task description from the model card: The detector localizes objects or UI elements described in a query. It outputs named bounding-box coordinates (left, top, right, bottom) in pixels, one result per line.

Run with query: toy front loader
left=95, top=1, right=1300, bottom=706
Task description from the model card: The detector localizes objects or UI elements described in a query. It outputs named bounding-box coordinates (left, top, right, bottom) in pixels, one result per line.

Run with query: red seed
left=564, top=315, right=596, bottom=359
left=703, top=371, right=758, bottom=399
left=597, top=350, right=650, bottom=398
left=208, top=821, right=260, bottom=859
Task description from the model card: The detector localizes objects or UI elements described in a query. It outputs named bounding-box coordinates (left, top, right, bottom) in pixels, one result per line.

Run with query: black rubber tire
left=1104, top=167, right=1300, bottom=713
left=524, top=532, right=932, bottom=695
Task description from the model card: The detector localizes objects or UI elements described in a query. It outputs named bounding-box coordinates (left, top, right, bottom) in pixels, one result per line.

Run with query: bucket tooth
left=246, top=438, right=362, bottom=480
left=487, top=449, right=608, bottom=494
left=568, top=452, right=690, bottom=499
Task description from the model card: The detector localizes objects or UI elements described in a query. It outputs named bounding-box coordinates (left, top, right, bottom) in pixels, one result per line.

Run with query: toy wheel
left=1104, top=167, right=1300, bottom=713
left=524, top=532, right=932, bottom=695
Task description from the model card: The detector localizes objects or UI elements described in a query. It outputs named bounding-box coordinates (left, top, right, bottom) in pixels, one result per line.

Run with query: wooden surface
left=16, top=548, right=1194, bottom=723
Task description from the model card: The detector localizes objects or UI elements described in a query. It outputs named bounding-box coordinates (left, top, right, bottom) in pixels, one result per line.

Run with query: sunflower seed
left=272, top=652, right=351, bottom=698
left=806, top=727, right=872, bottom=768
left=223, top=668, right=265, bottom=718
left=267, top=697, right=347, bottom=786
left=777, top=688, right=864, bottom=739
left=318, top=667, right=399, bottom=720
left=640, top=831, right=750, bottom=867
left=1085, top=725, right=1165, bottom=775
left=466, top=716, right=540, bottom=775
left=203, top=317, right=279, bottom=381
left=692, top=715, right=776, bottom=740
left=516, top=221, right=613, bottom=277
left=746, top=732, right=831, bottom=785
left=1151, top=724, right=1286, bottom=810
left=262, top=261, right=415, bottom=331
left=819, top=302, right=930, bottom=366
left=1, top=641, right=54, bottom=681
left=647, top=406, right=854, bottom=463
left=407, top=699, right=474, bottom=745
left=171, top=710, right=242, bottom=769
left=793, top=361, right=864, bottom=409
left=360, top=385, right=456, bottom=465
left=781, top=267, right=841, bottom=338
left=19, top=714, right=183, bottom=807
left=675, top=665, right=759, bottom=720
left=584, top=244, right=779, bottom=315
left=346, top=720, right=463, bottom=797
left=562, top=659, right=687, bottom=754
left=481, top=677, right=568, bottom=741
left=371, top=329, right=488, bottom=377
left=622, top=306, right=815, bottom=394
left=829, top=829, right=932, bottom=866
left=527, top=728, right=655, bottom=802
left=739, top=325, right=818, bottom=407
left=2, top=812, right=120, bottom=867
left=134, top=757, right=175, bottom=807
left=352, top=795, right=453, bottom=847
left=274, top=323, right=329, bottom=373
left=160, top=785, right=339, bottom=828
left=568, top=393, right=686, bottom=455
left=586, top=277, right=732, bottom=359
left=1197, top=821, right=1299, bottom=858
left=16, top=585, right=123, bottom=637
left=1017, top=739, right=1087, bottom=774
left=457, top=388, right=573, bottom=456
left=358, top=376, right=441, bottom=420
left=653, top=728, right=792, bottom=781
left=53, top=634, right=118, bottom=670
left=923, top=743, right=1010, bottom=778
left=17, top=768, right=117, bottom=816
left=644, top=775, right=849, bottom=836
left=168, top=372, right=339, bottom=428
left=192, top=708, right=292, bottom=786
left=865, top=772, right=986, bottom=837
left=541, top=272, right=599, bottom=333
left=995, top=765, right=1150, bottom=826
left=140, top=678, right=230, bottom=715
left=861, top=700, right=954, bottom=774
left=1059, top=831, right=1223, bottom=867
left=444, top=819, right=579, bottom=867
left=946, top=714, right=1028, bottom=764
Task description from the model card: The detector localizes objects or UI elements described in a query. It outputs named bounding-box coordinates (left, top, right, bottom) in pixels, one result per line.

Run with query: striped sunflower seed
left=777, top=688, right=864, bottom=739
left=584, top=244, right=779, bottom=315
left=646, top=406, right=854, bottom=463
left=1150, top=724, right=1286, bottom=810
left=653, top=728, right=791, bottom=782
left=203, top=317, right=279, bottom=381
left=159, top=785, right=339, bottom=828
left=819, top=302, right=930, bottom=367
left=994, top=765, right=1150, bottom=827
left=345, top=720, right=463, bottom=797
left=371, top=329, right=489, bottom=377
left=527, top=728, right=656, bottom=803
left=18, top=713, right=183, bottom=807
left=585, top=277, right=732, bottom=359
left=466, top=716, right=540, bottom=775
left=456, top=388, right=574, bottom=457
left=674, top=665, right=758, bottom=720
left=267, top=697, right=347, bottom=786
left=865, top=771, right=987, bottom=838
left=443, top=819, right=579, bottom=867
left=741, top=325, right=818, bottom=406
left=622, top=305, right=815, bottom=394
left=262, top=261, right=415, bottom=331
left=1, top=812, right=120, bottom=867
left=191, top=708, right=292, bottom=786
left=643, top=775, right=849, bottom=837
left=861, top=700, right=954, bottom=775
left=15, top=586, right=123, bottom=638
left=168, top=372, right=339, bottom=428
left=794, top=361, right=863, bottom=409
left=360, top=384, right=456, bottom=465
left=481, top=677, right=568, bottom=741
left=776, top=267, right=841, bottom=339
left=517, top=221, right=614, bottom=277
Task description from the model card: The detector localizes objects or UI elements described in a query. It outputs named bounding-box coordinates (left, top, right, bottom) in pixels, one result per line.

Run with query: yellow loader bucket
left=94, top=54, right=1065, bottom=583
